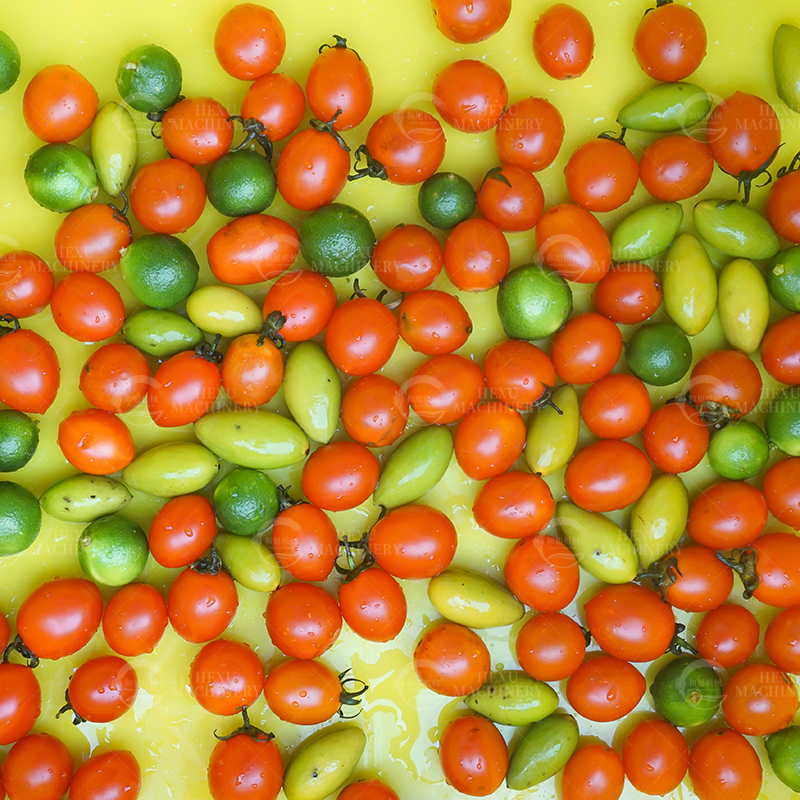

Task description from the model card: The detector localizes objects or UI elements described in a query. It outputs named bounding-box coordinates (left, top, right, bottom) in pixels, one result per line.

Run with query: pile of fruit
left=2, top=0, right=800, bottom=798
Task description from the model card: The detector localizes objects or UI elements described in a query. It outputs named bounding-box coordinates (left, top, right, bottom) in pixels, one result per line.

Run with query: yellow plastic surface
left=0, top=0, right=798, bottom=798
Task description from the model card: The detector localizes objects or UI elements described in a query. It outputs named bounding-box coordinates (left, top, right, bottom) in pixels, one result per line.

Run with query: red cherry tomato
left=729, top=532, right=800, bottom=608
left=593, top=262, right=662, bottom=324
left=17, top=578, right=103, bottom=660
left=167, top=565, right=238, bottom=644
left=622, top=719, right=688, bottom=796
left=761, top=314, right=800, bottom=385
left=398, top=290, right=471, bottom=355
left=696, top=603, right=759, bottom=668
left=342, top=374, right=408, bottom=447
left=208, top=725, right=283, bottom=800
left=66, top=655, right=137, bottom=723
left=533, top=4, right=594, bottom=79
left=265, top=583, right=341, bottom=660
left=581, top=373, right=651, bottom=439
left=0, top=251, right=54, bottom=318
left=439, top=715, right=508, bottom=796
left=0, top=662, right=41, bottom=745
left=766, top=605, right=800, bottom=673
left=687, top=481, right=768, bottom=549
left=484, top=340, right=554, bottom=410
left=148, top=348, right=221, bottom=428
left=301, top=441, right=379, bottom=512
left=191, top=639, right=264, bottom=716
left=663, top=546, right=734, bottom=612
left=563, top=743, right=625, bottom=800
left=689, top=350, right=762, bottom=419
left=325, top=297, right=399, bottom=376
left=368, top=504, right=457, bottom=579
left=221, top=331, right=284, bottom=408
left=515, top=612, right=586, bottom=682
left=432, top=59, right=507, bottom=133
left=338, top=568, right=407, bottom=642
left=338, top=780, right=399, bottom=800
left=208, top=214, right=299, bottom=285
left=535, top=204, right=611, bottom=283
left=372, top=224, right=443, bottom=292
left=80, top=343, right=150, bottom=413
left=455, top=402, right=526, bottom=480
left=566, top=655, right=645, bottom=722
left=102, top=583, right=168, bottom=657
left=51, top=272, right=125, bottom=343
left=414, top=622, right=491, bottom=696
left=552, top=313, right=623, bottom=385
left=473, top=471, right=554, bottom=539
left=69, top=750, right=141, bottom=800
left=722, top=663, right=798, bottom=736
left=688, top=729, right=762, bottom=800
left=23, top=64, right=97, bottom=142
left=263, top=659, right=346, bottom=725
left=148, top=495, right=217, bottom=569
left=431, top=0, right=511, bottom=44
left=640, top=135, right=714, bottom=201
left=767, top=169, right=800, bottom=243
left=214, top=3, right=285, bottom=80
left=643, top=402, right=709, bottom=474
left=763, top=457, right=800, bottom=529
left=0, top=323, right=60, bottom=414
left=57, top=407, right=134, bottom=475
left=262, top=269, right=335, bottom=341
left=565, top=136, right=639, bottom=212
left=444, top=218, right=509, bottom=291
left=130, top=158, right=206, bottom=234
left=496, top=96, right=564, bottom=172
left=54, top=204, right=131, bottom=273
left=1, top=733, right=73, bottom=800
left=504, top=535, right=580, bottom=612
left=407, top=353, right=485, bottom=424
left=161, top=97, right=234, bottom=165
left=477, top=165, right=544, bottom=232
left=241, top=73, right=306, bottom=142
left=271, top=503, right=338, bottom=583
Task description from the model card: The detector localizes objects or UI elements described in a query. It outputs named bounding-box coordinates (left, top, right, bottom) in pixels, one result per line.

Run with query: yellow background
left=0, top=0, right=799, bottom=798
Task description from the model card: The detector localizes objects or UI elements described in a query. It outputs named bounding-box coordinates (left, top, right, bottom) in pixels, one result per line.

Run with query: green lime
left=651, top=656, right=721, bottom=728
left=213, top=468, right=279, bottom=536
left=496, top=263, right=573, bottom=341
left=120, top=234, right=199, bottom=309
left=767, top=385, right=800, bottom=456
left=206, top=149, right=277, bottom=217
left=300, top=203, right=375, bottom=277
left=766, top=726, right=800, bottom=792
left=768, top=246, right=800, bottom=312
left=708, top=421, right=770, bottom=480
left=0, top=481, right=41, bottom=556
left=418, top=172, right=475, bottom=229
left=24, top=143, right=98, bottom=213
left=626, top=322, right=692, bottom=386
left=78, top=515, right=149, bottom=586
left=0, top=410, right=39, bottom=472
left=116, top=44, right=182, bottom=113
left=0, top=31, right=21, bottom=94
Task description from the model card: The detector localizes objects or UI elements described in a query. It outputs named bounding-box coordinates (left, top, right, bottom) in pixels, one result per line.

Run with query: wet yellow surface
left=0, top=0, right=799, bottom=797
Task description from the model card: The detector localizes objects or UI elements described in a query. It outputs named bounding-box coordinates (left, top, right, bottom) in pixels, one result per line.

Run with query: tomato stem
left=257, top=311, right=287, bottom=349
left=348, top=144, right=388, bottom=182
left=191, top=547, right=224, bottom=576
left=214, top=706, right=275, bottom=742
left=0, top=314, right=20, bottom=338
left=276, top=485, right=300, bottom=511
left=146, top=94, right=186, bottom=139
left=695, top=400, right=738, bottom=430
left=319, top=34, right=362, bottom=60
left=337, top=667, right=369, bottom=718
left=719, top=143, right=783, bottom=205
left=638, top=555, right=682, bottom=602
left=195, top=334, right=224, bottom=365
left=309, top=110, right=351, bottom=152
left=55, top=689, right=86, bottom=726
left=227, top=116, right=274, bottom=160
left=716, top=548, right=760, bottom=600
left=598, top=127, right=629, bottom=147
left=667, top=622, right=698, bottom=656
left=777, top=150, right=800, bottom=178
left=334, top=535, right=377, bottom=583
left=2, top=634, right=39, bottom=668
left=480, top=166, right=511, bottom=191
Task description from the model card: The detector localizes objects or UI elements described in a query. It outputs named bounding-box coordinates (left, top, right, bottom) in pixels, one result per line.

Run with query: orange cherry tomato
left=728, top=532, right=800, bottom=608
left=623, top=719, right=688, bottom=796
left=0, top=251, right=54, bottom=318
left=207, top=214, right=299, bottom=285
left=433, top=59, right=508, bottom=133
left=581, top=373, right=651, bottom=439
left=241, top=73, right=306, bottom=142
left=1, top=734, right=73, bottom=800
left=687, top=481, right=768, bottom=549
left=444, top=218, right=509, bottom=291
left=339, top=779, right=399, bottom=800
left=54, top=204, right=132, bottom=273
left=515, top=612, right=586, bottom=682
left=552, top=313, right=622, bottom=385
left=414, top=622, right=491, bottom=696
left=263, top=659, right=345, bottom=725
left=191, top=639, right=264, bottom=716
left=406, top=353, right=485, bottom=424
left=221, top=330, right=284, bottom=408
left=664, top=546, right=734, bottom=613
left=689, top=350, right=762, bottom=420
left=536, top=203, right=611, bottom=283
left=325, top=297, right=399, bottom=376
left=439, top=715, right=508, bottom=796
left=643, top=402, right=709, bottom=474
left=455, top=402, right=525, bottom=480
left=301, top=441, right=379, bottom=512
left=65, top=655, right=138, bottom=723
left=130, top=158, right=206, bottom=234
left=565, top=136, right=639, bottom=212
left=148, top=495, right=218, bottom=569
left=722, top=663, right=798, bottom=736
left=168, top=565, right=238, bottom=645
left=593, top=262, right=662, bottom=324
left=342, top=374, right=408, bottom=447
left=372, top=224, right=443, bottom=292
left=0, top=663, right=41, bottom=745
left=431, top=0, right=511, bottom=44
left=271, top=502, right=339, bottom=583
left=640, top=135, right=714, bottom=201
left=50, top=273, right=125, bottom=343
left=0, top=322, right=60, bottom=414
left=368, top=504, right=457, bottom=579
left=484, top=339, right=555, bottom=410
left=765, top=605, right=800, bottom=673
left=767, top=168, right=800, bottom=243
left=634, top=1, right=707, bottom=82
left=495, top=96, right=564, bottom=172
left=763, top=457, right=800, bottom=529
left=161, top=97, right=234, bottom=165
left=689, top=728, right=762, bottom=800
left=504, top=535, right=580, bottom=612
left=696, top=603, right=759, bottom=668
left=57, top=408, right=134, bottom=475
left=80, top=343, right=150, bottom=414
left=69, top=749, right=141, bottom=800
left=477, top=165, right=544, bottom=232
left=208, top=727, right=282, bottom=800
left=338, top=567, right=407, bottom=643
left=761, top=314, right=800, bottom=385
left=23, top=64, right=97, bottom=142
left=214, top=3, right=285, bottom=80
left=563, top=743, right=625, bottom=800
left=566, top=656, right=646, bottom=722
left=148, top=348, right=221, bottom=428
left=473, top=471, right=554, bottom=539
left=262, top=269, right=336, bottom=341
left=398, top=289, right=471, bottom=355
left=102, top=583, right=168, bottom=658
left=533, top=4, right=594, bottom=79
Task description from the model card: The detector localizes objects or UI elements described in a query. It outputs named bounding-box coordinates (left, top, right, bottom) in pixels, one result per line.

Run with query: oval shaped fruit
left=39, top=474, right=132, bottom=522
left=617, top=82, right=712, bottom=131
left=765, top=725, right=800, bottom=792
left=651, top=656, right=722, bottom=728
left=611, top=202, right=683, bottom=262
left=525, top=385, right=579, bottom=477
left=662, top=233, right=717, bottom=336
left=693, top=199, right=780, bottom=260
left=630, top=474, right=688, bottom=568
left=506, top=714, right=579, bottom=790
left=465, top=671, right=558, bottom=726
left=774, top=24, right=800, bottom=113
left=90, top=102, right=137, bottom=196
left=122, top=442, right=219, bottom=497
left=214, top=532, right=281, bottom=593
left=186, top=285, right=262, bottom=338
left=427, top=569, right=524, bottom=629
left=718, top=258, right=770, bottom=353
left=122, top=308, right=204, bottom=358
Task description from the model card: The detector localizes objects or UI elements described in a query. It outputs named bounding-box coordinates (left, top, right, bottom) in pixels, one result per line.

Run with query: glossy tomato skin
left=368, top=504, right=457, bottom=579
left=57, top=408, right=134, bottom=475
left=263, top=659, right=340, bottom=725
left=765, top=606, right=800, bottom=673
left=552, top=313, right=623, bottom=385
left=325, top=298, right=399, bottom=376
left=338, top=780, right=399, bottom=800
left=414, top=622, right=491, bottom=696
left=721, top=663, right=799, bottom=736
left=23, top=64, right=97, bottom=142
left=168, top=567, right=238, bottom=644
left=665, top=546, right=734, bottom=612
left=747, top=532, right=800, bottom=607
left=484, top=340, right=554, bottom=410
left=54, top=204, right=131, bottom=273
left=504, top=535, right=580, bottom=612
left=371, top=224, right=443, bottom=292
left=495, top=96, right=564, bottom=172
left=301, top=441, right=379, bottom=512
left=0, top=327, right=60, bottom=414
left=473, top=471, right=554, bottom=539
left=535, top=204, right=611, bottom=283
left=515, top=612, right=586, bottom=682
left=407, top=353, right=485, bottom=424
left=640, top=135, right=714, bottom=201
left=767, top=169, right=800, bottom=243
left=262, top=269, right=335, bottom=341
left=264, top=582, right=341, bottom=659
left=220, top=333, right=283, bottom=408
left=67, top=655, right=138, bottom=723
left=130, top=158, right=206, bottom=234
left=1, top=733, right=73, bottom=800
left=398, top=290, right=471, bottom=356
left=161, top=97, right=234, bottom=165
left=432, top=0, right=511, bottom=43
left=0, top=251, right=54, bottom=318
left=761, top=314, right=800, bottom=385
left=51, top=272, right=125, bottom=343
left=622, top=719, right=688, bottom=796
left=687, top=481, right=767, bottom=549
left=476, top=165, right=544, bottom=231
left=696, top=604, right=759, bottom=669
left=241, top=73, right=305, bottom=142
left=339, top=568, right=407, bottom=642
left=80, top=343, right=150, bottom=413
left=439, top=715, right=508, bottom=796
left=565, top=138, right=639, bottom=212
left=69, top=750, right=141, bottom=800
left=643, top=402, right=709, bottom=474
left=17, top=578, right=103, bottom=660
left=271, top=503, right=338, bottom=582
left=593, top=262, right=662, bottom=324
left=208, top=215, right=299, bottom=285
left=214, top=3, right=285, bottom=80
left=581, top=373, right=651, bottom=439
left=208, top=731, right=283, bottom=800
left=102, top=583, right=168, bottom=657
left=191, top=639, right=264, bottom=716
left=444, top=218, right=510, bottom=291
left=0, top=663, right=41, bottom=745
left=689, top=350, right=762, bottom=418
left=148, top=495, right=217, bottom=569
left=341, top=374, right=408, bottom=447
left=455, top=402, right=526, bottom=480
left=533, top=4, right=594, bottom=79
left=566, top=656, right=646, bottom=722
left=148, top=350, right=221, bottom=428
left=432, top=60, right=507, bottom=133
left=763, top=457, right=800, bottom=529
left=562, top=743, right=625, bottom=800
